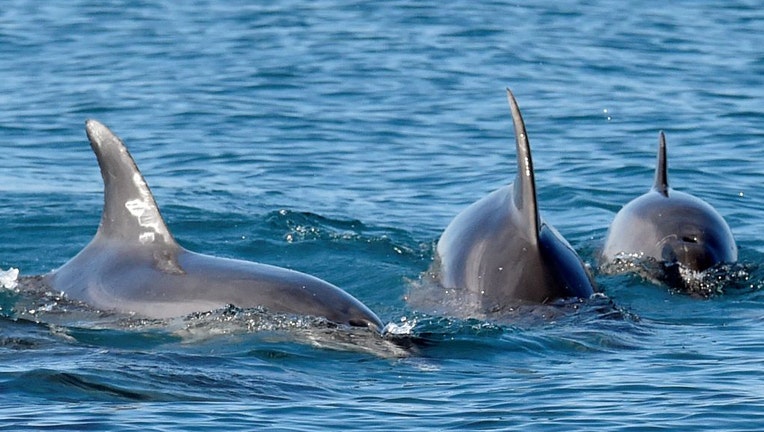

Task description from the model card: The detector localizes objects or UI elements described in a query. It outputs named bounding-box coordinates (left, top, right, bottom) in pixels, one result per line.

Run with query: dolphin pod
left=13, top=89, right=740, bottom=332
left=601, top=131, right=737, bottom=288
left=41, top=120, right=383, bottom=330
left=423, top=89, right=596, bottom=315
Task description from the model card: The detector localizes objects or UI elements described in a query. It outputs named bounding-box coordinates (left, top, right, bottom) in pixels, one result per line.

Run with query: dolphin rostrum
left=42, top=120, right=383, bottom=330
left=422, top=89, right=595, bottom=316
left=601, top=131, right=737, bottom=288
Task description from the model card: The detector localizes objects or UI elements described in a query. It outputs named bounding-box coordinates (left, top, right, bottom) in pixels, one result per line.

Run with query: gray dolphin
left=426, top=89, right=595, bottom=314
left=42, top=120, right=383, bottom=331
left=601, top=131, right=737, bottom=287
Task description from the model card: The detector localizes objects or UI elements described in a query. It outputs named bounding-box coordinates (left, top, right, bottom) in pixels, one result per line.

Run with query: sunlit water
left=1, top=0, right=764, bottom=430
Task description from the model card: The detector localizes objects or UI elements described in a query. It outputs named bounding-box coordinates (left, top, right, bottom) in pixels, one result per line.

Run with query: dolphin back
left=45, top=120, right=383, bottom=331
left=431, top=89, right=595, bottom=314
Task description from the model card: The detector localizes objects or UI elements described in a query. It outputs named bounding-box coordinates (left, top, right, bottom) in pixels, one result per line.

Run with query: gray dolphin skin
left=430, top=89, right=595, bottom=312
left=42, top=120, right=383, bottom=331
left=601, top=131, right=737, bottom=284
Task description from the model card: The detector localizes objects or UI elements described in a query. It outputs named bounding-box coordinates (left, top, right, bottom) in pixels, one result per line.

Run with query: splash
left=671, top=262, right=752, bottom=297
left=600, top=252, right=752, bottom=297
left=0, top=267, right=19, bottom=290
left=5, top=282, right=410, bottom=358
left=173, top=305, right=410, bottom=357
left=407, top=267, right=616, bottom=327
left=599, top=252, right=665, bottom=283
left=383, top=316, right=417, bottom=336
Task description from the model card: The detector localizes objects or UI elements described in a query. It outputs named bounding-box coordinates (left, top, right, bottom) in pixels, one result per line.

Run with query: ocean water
left=1, top=0, right=764, bottom=430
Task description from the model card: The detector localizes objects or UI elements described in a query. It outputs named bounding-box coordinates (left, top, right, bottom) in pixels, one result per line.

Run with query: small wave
left=0, top=315, right=69, bottom=351
left=407, top=266, right=625, bottom=325
left=600, top=253, right=754, bottom=297
left=0, top=368, right=171, bottom=402
left=172, top=305, right=410, bottom=358
left=3, top=276, right=109, bottom=326
left=265, top=209, right=429, bottom=259
left=5, top=279, right=410, bottom=357
left=393, top=293, right=641, bottom=358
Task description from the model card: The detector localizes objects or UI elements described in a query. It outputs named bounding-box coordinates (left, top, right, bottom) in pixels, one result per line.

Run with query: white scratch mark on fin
left=125, top=197, right=166, bottom=244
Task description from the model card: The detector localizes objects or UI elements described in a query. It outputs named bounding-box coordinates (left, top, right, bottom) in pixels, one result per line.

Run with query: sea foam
left=0, top=267, right=19, bottom=290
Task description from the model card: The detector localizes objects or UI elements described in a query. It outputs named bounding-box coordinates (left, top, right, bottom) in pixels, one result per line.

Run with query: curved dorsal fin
left=85, top=119, right=178, bottom=248
left=653, top=130, right=669, bottom=196
left=506, top=88, right=540, bottom=242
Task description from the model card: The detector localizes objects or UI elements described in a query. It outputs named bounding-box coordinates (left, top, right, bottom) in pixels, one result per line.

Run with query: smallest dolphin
left=601, top=132, right=737, bottom=288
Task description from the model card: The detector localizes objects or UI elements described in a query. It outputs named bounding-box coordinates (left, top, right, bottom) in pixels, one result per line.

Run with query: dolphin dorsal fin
left=85, top=120, right=178, bottom=249
left=506, top=88, right=540, bottom=242
left=653, top=131, right=669, bottom=196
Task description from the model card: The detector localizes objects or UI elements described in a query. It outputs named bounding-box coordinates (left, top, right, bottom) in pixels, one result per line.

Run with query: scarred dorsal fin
left=86, top=119, right=178, bottom=249
left=653, top=130, right=669, bottom=196
left=506, top=88, right=540, bottom=242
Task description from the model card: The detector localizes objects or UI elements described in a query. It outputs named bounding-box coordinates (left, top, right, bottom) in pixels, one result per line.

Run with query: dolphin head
left=610, top=189, right=737, bottom=272
left=654, top=198, right=736, bottom=272
left=602, top=132, right=737, bottom=278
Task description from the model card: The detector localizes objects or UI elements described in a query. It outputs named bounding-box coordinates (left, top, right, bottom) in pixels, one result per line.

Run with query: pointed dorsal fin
left=85, top=119, right=178, bottom=248
left=506, top=88, right=540, bottom=242
left=653, top=130, right=669, bottom=196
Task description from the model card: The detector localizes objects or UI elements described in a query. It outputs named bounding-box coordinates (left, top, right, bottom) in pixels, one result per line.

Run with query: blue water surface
left=2, top=0, right=764, bottom=430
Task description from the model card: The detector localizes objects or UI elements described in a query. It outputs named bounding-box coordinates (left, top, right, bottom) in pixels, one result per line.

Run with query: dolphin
left=600, top=131, right=737, bottom=287
left=40, top=120, right=383, bottom=331
left=425, top=89, right=595, bottom=315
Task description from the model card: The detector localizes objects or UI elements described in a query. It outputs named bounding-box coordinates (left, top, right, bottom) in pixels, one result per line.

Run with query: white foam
left=0, top=267, right=19, bottom=289
left=383, top=317, right=416, bottom=336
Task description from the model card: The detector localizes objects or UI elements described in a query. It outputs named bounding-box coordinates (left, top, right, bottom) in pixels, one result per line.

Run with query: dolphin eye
left=682, top=236, right=698, bottom=244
